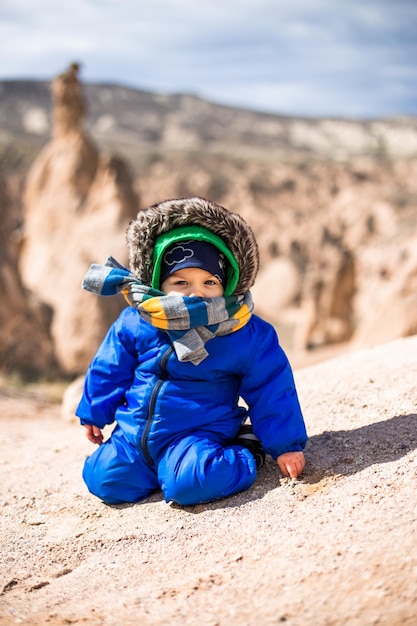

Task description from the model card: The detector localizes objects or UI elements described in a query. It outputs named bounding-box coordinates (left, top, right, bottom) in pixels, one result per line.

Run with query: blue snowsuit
left=77, top=306, right=307, bottom=506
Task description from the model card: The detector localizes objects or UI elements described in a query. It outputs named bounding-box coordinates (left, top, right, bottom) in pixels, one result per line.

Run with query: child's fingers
left=277, top=452, right=305, bottom=478
left=84, top=425, right=104, bottom=444
left=91, top=426, right=104, bottom=444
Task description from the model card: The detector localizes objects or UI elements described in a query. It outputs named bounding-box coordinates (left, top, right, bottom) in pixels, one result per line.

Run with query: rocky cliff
left=1, top=77, right=417, bottom=166
left=1, top=65, right=417, bottom=377
left=0, top=167, right=56, bottom=377
left=15, top=64, right=140, bottom=376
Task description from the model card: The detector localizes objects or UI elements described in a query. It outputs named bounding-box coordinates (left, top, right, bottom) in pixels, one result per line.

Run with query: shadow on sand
left=109, top=413, right=417, bottom=513
left=182, top=412, right=417, bottom=511
left=303, top=412, right=417, bottom=483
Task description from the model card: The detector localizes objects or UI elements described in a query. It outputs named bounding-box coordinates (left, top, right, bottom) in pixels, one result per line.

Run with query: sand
left=1, top=336, right=416, bottom=626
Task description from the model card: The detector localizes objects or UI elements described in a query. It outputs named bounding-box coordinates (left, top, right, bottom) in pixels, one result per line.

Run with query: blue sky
left=1, top=0, right=416, bottom=119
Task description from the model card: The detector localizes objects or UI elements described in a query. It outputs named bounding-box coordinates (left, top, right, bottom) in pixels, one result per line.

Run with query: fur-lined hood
left=126, top=197, right=259, bottom=295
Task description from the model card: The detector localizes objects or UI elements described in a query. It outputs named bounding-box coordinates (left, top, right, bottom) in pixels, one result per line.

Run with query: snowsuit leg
left=82, top=425, right=159, bottom=504
left=157, top=434, right=257, bottom=505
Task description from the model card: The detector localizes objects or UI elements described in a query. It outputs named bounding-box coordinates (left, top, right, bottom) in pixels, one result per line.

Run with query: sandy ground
left=1, top=336, right=417, bottom=626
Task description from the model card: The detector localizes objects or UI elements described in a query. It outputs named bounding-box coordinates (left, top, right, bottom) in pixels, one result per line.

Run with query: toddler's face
left=161, top=267, right=224, bottom=298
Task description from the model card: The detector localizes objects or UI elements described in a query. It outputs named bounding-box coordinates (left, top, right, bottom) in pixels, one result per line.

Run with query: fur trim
left=126, top=197, right=259, bottom=295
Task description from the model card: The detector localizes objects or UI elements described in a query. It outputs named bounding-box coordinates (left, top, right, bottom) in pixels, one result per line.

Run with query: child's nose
left=189, top=286, right=204, bottom=297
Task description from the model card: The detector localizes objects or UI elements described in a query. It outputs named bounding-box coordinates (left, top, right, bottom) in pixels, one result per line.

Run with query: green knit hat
left=152, top=225, right=240, bottom=296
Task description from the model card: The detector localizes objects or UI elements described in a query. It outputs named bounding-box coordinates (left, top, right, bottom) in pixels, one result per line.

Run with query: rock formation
left=2, top=70, right=417, bottom=377
left=137, top=156, right=417, bottom=358
left=52, top=62, right=86, bottom=140
left=19, top=64, right=139, bottom=375
left=0, top=167, right=56, bottom=377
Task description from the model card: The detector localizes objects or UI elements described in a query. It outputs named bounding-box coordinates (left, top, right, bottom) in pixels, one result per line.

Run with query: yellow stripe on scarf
left=140, top=297, right=170, bottom=329
left=231, top=302, right=252, bottom=332
left=121, top=287, right=133, bottom=307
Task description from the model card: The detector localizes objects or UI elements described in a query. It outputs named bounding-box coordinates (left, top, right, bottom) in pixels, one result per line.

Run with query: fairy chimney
left=19, top=63, right=139, bottom=375
left=52, top=62, right=86, bottom=139
left=0, top=167, right=56, bottom=377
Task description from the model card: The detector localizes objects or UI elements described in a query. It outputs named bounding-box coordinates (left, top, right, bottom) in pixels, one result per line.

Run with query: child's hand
left=84, top=424, right=104, bottom=444
left=277, top=451, right=305, bottom=478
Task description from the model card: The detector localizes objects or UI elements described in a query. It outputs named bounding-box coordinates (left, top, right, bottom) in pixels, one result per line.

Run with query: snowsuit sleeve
left=76, top=308, right=139, bottom=429
left=239, top=318, right=307, bottom=460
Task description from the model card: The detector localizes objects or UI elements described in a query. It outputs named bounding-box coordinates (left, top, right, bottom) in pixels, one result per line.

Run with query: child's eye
left=205, top=280, right=218, bottom=285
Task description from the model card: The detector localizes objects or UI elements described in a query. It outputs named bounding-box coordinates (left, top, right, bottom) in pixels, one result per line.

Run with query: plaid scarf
left=82, top=256, right=253, bottom=365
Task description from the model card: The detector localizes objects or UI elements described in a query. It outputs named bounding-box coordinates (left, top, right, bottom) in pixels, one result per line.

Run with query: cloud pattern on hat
left=164, top=244, right=194, bottom=266
left=161, top=240, right=227, bottom=284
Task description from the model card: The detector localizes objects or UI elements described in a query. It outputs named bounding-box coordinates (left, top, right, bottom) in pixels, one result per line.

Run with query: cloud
left=0, top=0, right=416, bottom=118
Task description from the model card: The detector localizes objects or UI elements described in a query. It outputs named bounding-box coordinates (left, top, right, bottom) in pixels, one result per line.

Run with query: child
left=76, top=197, right=307, bottom=506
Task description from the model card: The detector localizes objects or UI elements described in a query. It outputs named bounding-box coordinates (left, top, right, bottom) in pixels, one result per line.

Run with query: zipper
left=140, top=346, right=174, bottom=465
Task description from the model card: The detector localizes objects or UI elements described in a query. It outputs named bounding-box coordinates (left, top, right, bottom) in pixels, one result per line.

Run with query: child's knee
left=82, top=454, right=124, bottom=504
left=82, top=435, right=159, bottom=504
left=159, top=441, right=257, bottom=505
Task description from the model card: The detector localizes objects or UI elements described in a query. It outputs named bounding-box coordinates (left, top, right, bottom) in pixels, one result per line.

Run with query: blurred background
left=0, top=0, right=417, bottom=392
